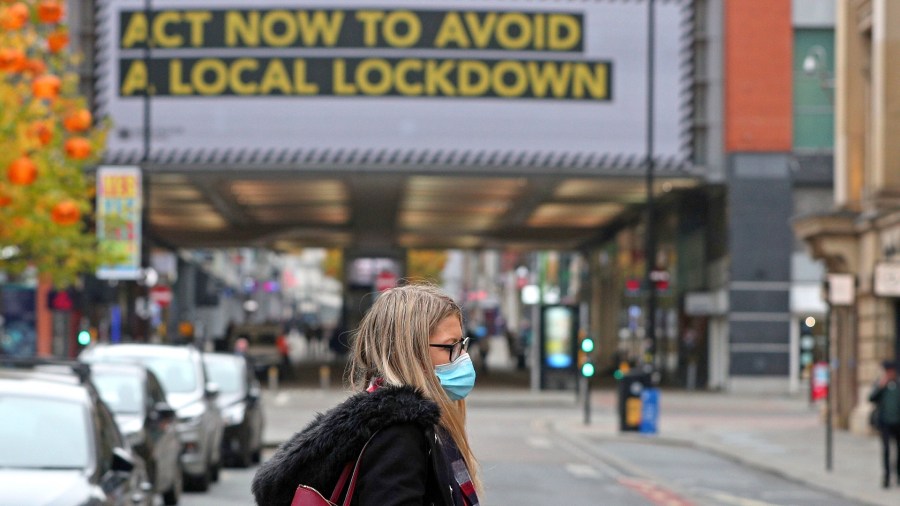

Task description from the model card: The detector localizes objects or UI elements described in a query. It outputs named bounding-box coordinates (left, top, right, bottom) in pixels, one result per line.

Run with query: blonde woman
left=252, top=284, right=481, bottom=505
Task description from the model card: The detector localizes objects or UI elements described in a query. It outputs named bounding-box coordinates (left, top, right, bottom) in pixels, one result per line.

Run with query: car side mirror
left=205, top=382, right=220, bottom=400
left=111, top=447, right=136, bottom=473
left=151, top=402, right=176, bottom=421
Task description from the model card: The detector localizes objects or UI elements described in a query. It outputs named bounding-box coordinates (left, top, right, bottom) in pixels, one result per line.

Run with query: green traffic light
left=581, top=363, right=595, bottom=377
left=581, top=338, right=594, bottom=353
left=77, top=330, right=91, bottom=346
left=613, top=369, right=624, bottom=380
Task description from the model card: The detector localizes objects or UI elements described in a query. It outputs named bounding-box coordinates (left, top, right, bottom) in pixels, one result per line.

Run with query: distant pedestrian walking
left=869, top=359, right=900, bottom=488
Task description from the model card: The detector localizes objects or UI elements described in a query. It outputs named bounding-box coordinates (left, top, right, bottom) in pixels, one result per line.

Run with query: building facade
left=795, top=0, right=900, bottom=433
left=588, top=0, right=838, bottom=394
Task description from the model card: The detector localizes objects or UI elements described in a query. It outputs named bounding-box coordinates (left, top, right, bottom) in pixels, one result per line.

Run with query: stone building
left=794, top=0, right=900, bottom=433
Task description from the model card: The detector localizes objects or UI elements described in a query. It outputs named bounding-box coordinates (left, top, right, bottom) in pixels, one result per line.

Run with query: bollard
left=319, top=365, right=331, bottom=390
left=267, top=365, right=279, bottom=390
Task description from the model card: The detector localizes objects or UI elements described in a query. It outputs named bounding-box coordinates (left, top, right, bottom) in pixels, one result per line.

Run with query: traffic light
left=581, top=336, right=595, bottom=353
left=77, top=329, right=93, bottom=347
left=581, top=362, right=595, bottom=377
left=579, top=336, right=595, bottom=377
left=613, top=360, right=630, bottom=380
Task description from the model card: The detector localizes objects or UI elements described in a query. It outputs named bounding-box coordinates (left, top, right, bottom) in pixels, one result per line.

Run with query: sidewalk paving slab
left=560, top=390, right=895, bottom=506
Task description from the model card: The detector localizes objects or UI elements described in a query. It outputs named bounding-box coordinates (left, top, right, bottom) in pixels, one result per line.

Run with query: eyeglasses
left=429, top=337, right=470, bottom=362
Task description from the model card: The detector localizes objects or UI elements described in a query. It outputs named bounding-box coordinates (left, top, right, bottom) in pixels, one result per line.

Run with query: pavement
left=264, top=357, right=892, bottom=506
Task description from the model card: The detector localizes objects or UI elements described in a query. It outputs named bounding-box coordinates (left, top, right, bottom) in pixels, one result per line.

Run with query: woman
left=252, top=284, right=481, bottom=505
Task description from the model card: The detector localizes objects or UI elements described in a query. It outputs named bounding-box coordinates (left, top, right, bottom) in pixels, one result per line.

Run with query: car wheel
left=236, top=441, right=254, bottom=468
left=210, top=455, right=221, bottom=482
left=162, top=462, right=183, bottom=505
left=185, top=457, right=211, bottom=492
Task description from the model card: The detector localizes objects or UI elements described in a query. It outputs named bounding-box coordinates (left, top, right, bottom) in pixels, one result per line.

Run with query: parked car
left=202, top=352, right=264, bottom=467
left=0, top=359, right=153, bottom=506
left=89, top=362, right=183, bottom=504
left=80, top=344, right=225, bottom=492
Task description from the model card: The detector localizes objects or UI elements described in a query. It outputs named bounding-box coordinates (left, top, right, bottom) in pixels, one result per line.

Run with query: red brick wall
left=725, top=0, right=793, bottom=152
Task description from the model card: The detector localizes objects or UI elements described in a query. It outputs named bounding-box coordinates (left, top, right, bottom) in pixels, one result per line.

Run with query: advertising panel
left=96, top=166, right=143, bottom=280
left=96, top=0, right=692, bottom=171
left=542, top=304, right=576, bottom=369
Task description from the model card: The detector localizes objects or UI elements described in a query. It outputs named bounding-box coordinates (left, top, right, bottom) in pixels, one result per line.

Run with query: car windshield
left=204, top=357, right=244, bottom=394
left=0, top=395, right=90, bottom=469
left=92, top=374, right=143, bottom=414
left=106, top=355, right=197, bottom=394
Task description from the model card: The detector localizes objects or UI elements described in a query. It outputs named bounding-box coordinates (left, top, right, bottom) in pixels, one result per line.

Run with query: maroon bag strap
left=328, top=431, right=379, bottom=506
left=328, top=462, right=354, bottom=504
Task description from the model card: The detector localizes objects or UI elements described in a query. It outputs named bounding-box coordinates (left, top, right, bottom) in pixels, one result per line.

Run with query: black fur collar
left=252, top=385, right=440, bottom=505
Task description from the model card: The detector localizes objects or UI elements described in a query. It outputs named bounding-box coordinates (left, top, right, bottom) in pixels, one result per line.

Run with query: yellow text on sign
left=120, top=57, right=609, bottom=100
left=119, top=9, right=583, bottom=51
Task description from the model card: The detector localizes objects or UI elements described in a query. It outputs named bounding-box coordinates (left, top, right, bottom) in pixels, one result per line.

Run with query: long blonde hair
left=348, top=283, right=481, bottom=492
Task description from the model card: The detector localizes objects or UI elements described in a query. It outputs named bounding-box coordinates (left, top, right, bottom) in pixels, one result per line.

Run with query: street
left=179, top=386, right=865, bottom=506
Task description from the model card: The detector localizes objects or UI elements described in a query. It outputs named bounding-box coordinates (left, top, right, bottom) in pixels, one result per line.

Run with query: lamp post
left=643, top=0, right=657, bottom=367
left=139, top=0, right=153, bottom=342
left=802, top=44, right=834, bottom=92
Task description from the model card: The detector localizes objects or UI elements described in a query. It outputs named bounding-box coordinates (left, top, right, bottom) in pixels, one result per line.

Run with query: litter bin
left=639, top=387, right=660, bottom=434
left=617, top=370, right=651, bottom=431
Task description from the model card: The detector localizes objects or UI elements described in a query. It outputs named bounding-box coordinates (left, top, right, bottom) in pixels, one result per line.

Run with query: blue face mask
left=435, top=353, right=476, bottom=401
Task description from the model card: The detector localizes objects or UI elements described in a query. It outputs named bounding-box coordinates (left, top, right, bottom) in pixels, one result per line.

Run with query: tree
left=0, top=1, right=110, bottom=286
left=407, top=250, right=448, bottom=284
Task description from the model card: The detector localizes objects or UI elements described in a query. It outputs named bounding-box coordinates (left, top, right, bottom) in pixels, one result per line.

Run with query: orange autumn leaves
left=1, top=0, right=109, bottom=286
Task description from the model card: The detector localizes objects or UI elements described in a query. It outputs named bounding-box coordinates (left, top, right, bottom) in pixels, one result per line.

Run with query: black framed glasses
left=429, top=337, right=470, bottom=362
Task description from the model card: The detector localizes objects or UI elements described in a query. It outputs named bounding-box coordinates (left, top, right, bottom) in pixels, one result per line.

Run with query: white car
left=80, top=344, right=225, bottom=492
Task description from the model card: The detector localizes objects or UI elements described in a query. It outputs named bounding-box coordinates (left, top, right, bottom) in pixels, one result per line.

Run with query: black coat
left=252, top=385, right=457, bottom=506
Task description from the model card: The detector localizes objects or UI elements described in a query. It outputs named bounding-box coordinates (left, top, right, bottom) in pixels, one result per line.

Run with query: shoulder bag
left=291, top=433, right=377, bottom=506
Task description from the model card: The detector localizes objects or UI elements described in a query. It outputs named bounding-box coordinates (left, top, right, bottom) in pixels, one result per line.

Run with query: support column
left=834, top=0, right=867, bottom=209
left=871, top=0, right=900, bottom=198
left=36, top=275, right=52, bottom=356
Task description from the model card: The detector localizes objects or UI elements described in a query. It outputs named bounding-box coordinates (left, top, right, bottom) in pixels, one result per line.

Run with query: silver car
left=80, top=344, right=225, bottom=492
left=88, top=362, right=183, bottom=504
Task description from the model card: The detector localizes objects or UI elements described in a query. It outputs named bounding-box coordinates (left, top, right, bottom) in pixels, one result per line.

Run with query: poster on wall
left=96, top=166, right=143, bottom=280
left=95, top=0, right=693, bottom=172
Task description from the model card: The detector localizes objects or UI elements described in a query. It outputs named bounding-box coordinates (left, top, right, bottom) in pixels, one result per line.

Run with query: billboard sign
left=96, top=166, right=143, bottom=280
left=96, top=0, right=693, bottom=171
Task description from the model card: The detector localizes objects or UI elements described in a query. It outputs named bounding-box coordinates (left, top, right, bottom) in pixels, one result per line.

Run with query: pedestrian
left=869, top=359, right=900, bottom=488
left=251, top=284, right=481, bottom=505
left=234, top=337, right=249, bottom=356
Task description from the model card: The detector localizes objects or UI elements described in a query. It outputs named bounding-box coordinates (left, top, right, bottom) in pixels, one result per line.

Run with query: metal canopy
left=146, top=168, right=699, bottom=251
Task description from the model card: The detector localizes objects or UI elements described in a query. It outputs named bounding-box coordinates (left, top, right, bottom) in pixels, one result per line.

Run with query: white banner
left=96, top=0, right=692, bottom=171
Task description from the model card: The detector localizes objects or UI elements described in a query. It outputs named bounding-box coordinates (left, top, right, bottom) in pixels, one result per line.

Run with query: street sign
left=874, top=263, right=900, bottom=297
left=150, top=285, right=173, bottom=308
left=375, top=270, right=397, bottom=292
left=826, top=274, right=854, bottom=306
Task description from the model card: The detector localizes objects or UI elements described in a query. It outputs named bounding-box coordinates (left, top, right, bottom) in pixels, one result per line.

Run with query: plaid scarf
left=366, top=379, right=479, bottom=505
left=438, top=429, right=480, bottom=506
